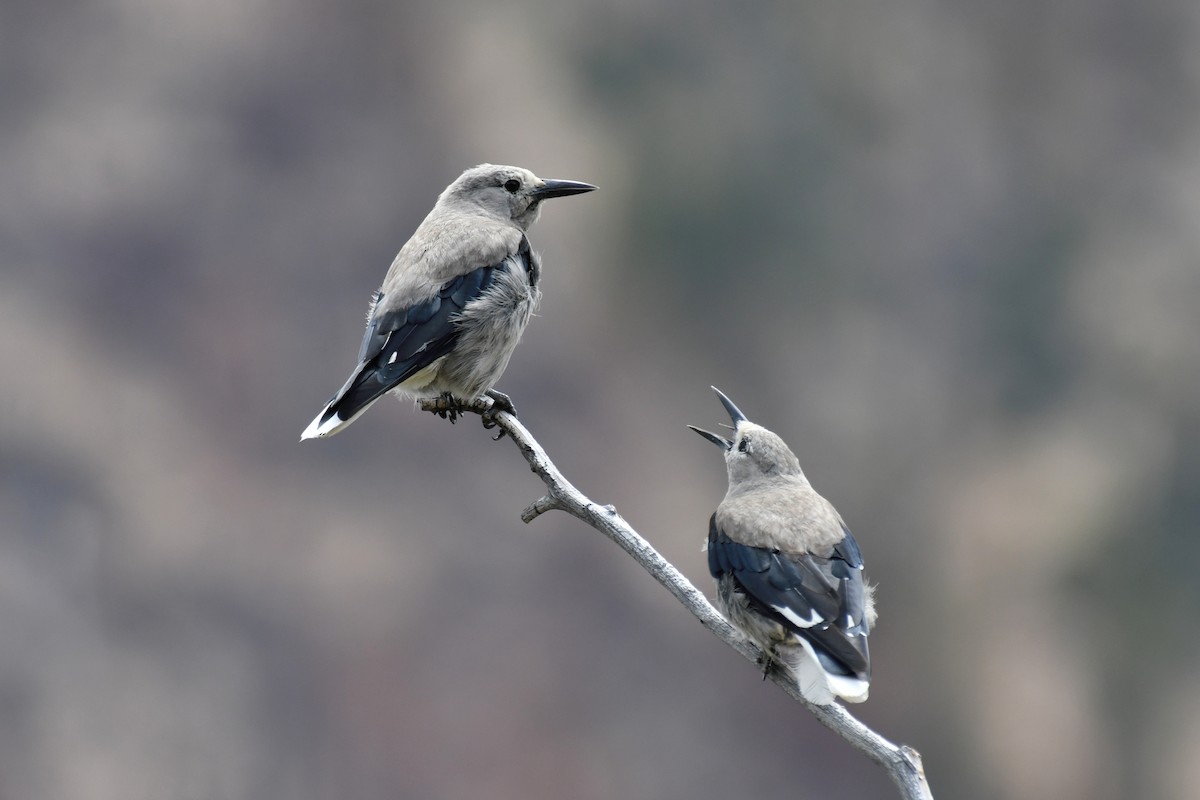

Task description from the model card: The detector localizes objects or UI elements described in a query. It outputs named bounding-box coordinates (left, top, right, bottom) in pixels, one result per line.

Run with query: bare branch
left=421, top=398, right=933, bottom=800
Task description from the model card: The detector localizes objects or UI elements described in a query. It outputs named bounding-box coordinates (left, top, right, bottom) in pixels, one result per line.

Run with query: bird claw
left=485, top=389, right=517, bottom=417
left=482, top=389, right=517, bottom=440
left=427, top=392, right=463, bottom=424
left=423, top=391, right=514, bottom=439
left=758, top=653, right=776, bottom=682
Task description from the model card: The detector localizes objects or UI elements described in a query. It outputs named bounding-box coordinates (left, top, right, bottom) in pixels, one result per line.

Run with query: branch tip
left=521, top=494, right=559, bottom=523
left=437, top=395, right=933, bottom=799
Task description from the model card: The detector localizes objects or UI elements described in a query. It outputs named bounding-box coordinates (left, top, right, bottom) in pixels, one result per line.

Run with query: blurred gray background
left=3, top=1, right=1199, bottom=798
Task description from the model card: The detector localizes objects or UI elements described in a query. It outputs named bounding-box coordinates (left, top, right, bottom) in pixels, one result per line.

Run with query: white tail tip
left=300, top=411, right=344, bottom=441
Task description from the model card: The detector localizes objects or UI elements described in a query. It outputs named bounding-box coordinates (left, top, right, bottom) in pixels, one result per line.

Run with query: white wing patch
left=773, top=604, right=822, bottom=629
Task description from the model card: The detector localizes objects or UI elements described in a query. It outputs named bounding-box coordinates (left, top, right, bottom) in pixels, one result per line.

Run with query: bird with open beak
left=689, top=388, right=876, bottom=705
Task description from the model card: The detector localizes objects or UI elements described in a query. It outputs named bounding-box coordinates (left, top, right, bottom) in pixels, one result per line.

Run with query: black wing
left=708, top=516, right=871, bottom=680
left=311, top=242, right=531, bottom=432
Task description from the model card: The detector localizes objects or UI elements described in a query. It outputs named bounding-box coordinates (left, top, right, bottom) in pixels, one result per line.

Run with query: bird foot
left=485, top=389, right=517, bottom=417
left=758, top=653, right=776, bottom=682
left=481, top=389, right=517, bottom=440
left=427, top=392, right=465, bottom=424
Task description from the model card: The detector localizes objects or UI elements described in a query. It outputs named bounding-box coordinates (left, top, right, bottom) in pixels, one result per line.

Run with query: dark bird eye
left=504, top=179, right=521, bottom=193
left=737, top=438, right=750, bottom=453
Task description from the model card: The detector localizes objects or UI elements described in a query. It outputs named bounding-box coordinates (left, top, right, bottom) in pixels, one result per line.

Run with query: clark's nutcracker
left=302, top=164, right=595, bottom=440
left=689, top=388, right=876, bottom=705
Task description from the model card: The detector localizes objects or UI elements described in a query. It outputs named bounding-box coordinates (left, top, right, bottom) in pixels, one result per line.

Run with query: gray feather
left=692, top=389, right=876, bottom=704
left=302, top=164, right=594, bottom=440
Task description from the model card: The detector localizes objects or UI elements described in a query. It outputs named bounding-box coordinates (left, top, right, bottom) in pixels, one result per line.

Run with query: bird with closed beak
left=302, top=164, right=596, bottom=440
left=689, top=388, right=876, bottom=705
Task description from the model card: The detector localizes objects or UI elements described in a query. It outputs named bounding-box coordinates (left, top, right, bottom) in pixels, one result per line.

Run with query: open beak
left=688, top=425, right=732, bottom=451
left=711, top=386, right=748, bottom=425
left=688, top=386, right=750, bottom=450
left=531, top=178, right=598, bottom=199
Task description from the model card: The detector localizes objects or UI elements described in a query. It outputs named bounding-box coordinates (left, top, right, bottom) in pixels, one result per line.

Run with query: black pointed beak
left=711, top=386, right=748, bottom=425
left=688, top=425, right=733, bottom=451
left=532, top=179, right=597, bottom=199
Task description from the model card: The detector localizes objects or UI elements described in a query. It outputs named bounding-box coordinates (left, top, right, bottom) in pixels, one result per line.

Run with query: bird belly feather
left=436, top=262, right=540, bottom=399
left=394, top=357, right=445, bottom=393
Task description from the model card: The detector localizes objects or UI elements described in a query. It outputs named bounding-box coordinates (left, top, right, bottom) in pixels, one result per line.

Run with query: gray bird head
left=440, top=164, right=596, bottom=230
left=689, top=387, right=805, bottom=487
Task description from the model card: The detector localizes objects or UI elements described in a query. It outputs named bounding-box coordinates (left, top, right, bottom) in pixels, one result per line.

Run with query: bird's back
left=716, top=480, right=848, bottom=556
left=379, top=208, right=526, bottom=305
